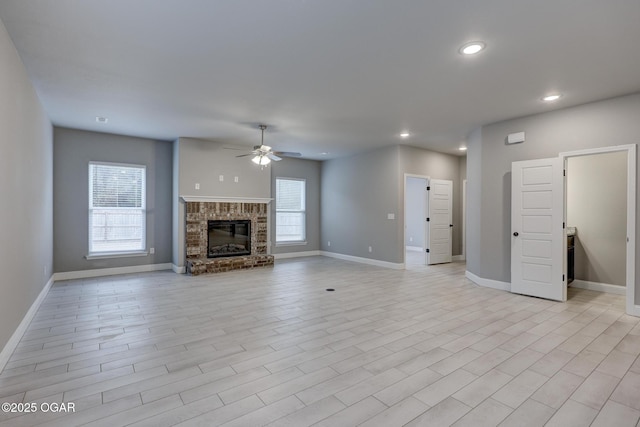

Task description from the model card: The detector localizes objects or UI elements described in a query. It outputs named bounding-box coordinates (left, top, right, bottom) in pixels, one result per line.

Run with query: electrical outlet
left=387, top=213, right=395, bottom=220
left=219, top=175, right=224, bottom=182
left=409, top=237, right=413, bottom=242
left=149, top=247, right=155, bottom=254
left=195, top=183, right=200, bottom=190
left=368, top=246, right=372, bottom=253
left=327, top=241, right=331, bottom=247
left=234, top=176, right=239, bottom=183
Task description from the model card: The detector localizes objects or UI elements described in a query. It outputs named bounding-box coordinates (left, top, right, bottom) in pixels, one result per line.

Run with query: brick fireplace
left=183, top=198, right=274, bottom=275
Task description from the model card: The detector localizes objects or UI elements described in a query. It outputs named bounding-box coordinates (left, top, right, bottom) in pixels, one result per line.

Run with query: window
left=276, top=178, right=306, bottom=243
left=89, top=162, right=146, bottom=255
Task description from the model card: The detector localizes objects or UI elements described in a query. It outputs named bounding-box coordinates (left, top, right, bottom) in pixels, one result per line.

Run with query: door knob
left=513, top=232, right=519, bottom=236
left=449, top=224, right=453, bottom=227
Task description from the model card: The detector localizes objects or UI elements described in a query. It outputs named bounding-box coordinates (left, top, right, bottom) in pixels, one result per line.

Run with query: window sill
left=275, top=241, right=308, bottom=247
left=85, top=251, right=149, bottom=260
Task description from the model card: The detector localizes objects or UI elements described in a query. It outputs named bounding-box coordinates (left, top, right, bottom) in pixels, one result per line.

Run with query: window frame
left=275, top=177, right=307, bottom=245
left=87, top=161, right=147, bottom=258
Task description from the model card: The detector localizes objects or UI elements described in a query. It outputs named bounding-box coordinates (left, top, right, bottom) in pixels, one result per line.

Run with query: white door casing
left=511, top=157, right=566, bottom=301
left=428, top=179, right=453, bottom=265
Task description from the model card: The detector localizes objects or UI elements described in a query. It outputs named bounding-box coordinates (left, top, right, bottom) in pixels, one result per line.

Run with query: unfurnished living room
left=1, top=1, right=640, bottom=426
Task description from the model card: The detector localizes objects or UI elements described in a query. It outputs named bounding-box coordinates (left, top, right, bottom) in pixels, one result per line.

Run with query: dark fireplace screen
left=207, top=220, right=251, bottom=258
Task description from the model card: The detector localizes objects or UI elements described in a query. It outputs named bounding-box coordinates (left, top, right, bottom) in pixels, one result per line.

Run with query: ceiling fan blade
left=223, top=146, right=247, bottom=151
left=267, top=153, right=282, bottom=161
left=273, top=151, right=302, bottom=157
left=235, top=153, right=254, bottom=158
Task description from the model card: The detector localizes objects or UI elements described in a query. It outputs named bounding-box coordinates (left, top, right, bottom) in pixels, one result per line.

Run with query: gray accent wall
left=271, top=158, right=321, bottom=254
left=0, top=20, right=53, bottom=352
left=53, top=128, right=173, bottom=272
left=567, top=152, right=627, bottom=286
left=466, top=92, right=640, bottom=305
left=172, top=137, right=272, bottom=268
left=321, top=145, right=462, bottom=264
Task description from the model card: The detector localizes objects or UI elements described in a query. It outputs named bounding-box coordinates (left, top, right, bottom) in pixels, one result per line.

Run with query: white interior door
left=511, top=157, right=566, bottom=301
left=428, top=179, right=453, bottom=264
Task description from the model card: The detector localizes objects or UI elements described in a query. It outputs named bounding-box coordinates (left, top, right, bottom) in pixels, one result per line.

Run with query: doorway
left=566, top=152, right=627, bottom=294
left=404, top=174, right=454, bottom=267
left=561, top=145, right=637, bottom=316
left=404, top=174, right=428, bottom=266
left=510, top=144, right=637, bottom=316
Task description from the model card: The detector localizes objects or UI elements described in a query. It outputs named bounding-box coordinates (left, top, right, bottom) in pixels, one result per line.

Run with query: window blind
left=276, top=178, right=306, bottom=242
left=89, top=163, right=146, bottom=253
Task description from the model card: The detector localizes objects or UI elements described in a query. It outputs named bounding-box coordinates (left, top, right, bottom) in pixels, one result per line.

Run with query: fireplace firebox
left=207, top=220, right=251, bottom=258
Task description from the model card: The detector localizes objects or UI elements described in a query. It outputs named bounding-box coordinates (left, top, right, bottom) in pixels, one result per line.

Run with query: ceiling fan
left=236, top=125, right=302, bottom=166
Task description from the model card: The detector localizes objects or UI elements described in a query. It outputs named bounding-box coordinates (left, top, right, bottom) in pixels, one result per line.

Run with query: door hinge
left=563, top=222, right=565, bottom=228
left=426, top=217, right=430, bottom=222
left=563, top=169, right=566, bottom=177
left=563, top=274, right=565, bottom=281
left=426, top=186, right=430, bottom=191
left=426, top=248, right=430, bottom=253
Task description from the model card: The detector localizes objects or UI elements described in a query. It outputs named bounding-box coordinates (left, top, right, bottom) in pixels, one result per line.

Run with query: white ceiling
left=1, top=1, right=639, bottom=159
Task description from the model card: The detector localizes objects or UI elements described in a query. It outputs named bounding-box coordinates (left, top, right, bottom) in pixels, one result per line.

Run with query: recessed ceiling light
left=320, top=152, right=329, bottom=155
left=459, top=147, right=467, bottom=151
left=96, top=116, right=108, bottom=123
left=542, top=94, right=562, bottom=102
left=459, top=41, right=486, bottom=55
left=400, top=132, right=410, bottom=138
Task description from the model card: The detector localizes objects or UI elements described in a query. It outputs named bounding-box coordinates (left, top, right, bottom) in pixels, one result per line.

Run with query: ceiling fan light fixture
left=251, top=155, right=271, bottom=166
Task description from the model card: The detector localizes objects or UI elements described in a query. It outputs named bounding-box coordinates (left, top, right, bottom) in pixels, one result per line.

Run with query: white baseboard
left=53, top=263, right=173, bottom=281
left=320, top=251, right=405, bottom=270
left=465, top=270, right=511, bottom=292
left=406, top=246, right=423, bottom=252
left=453, top=255, right=466, bottom=262
left=274, top=250, right=321, bottom=260
left=172, top=264, right=186, bottom=274
left=570, top=279, right=626, bottom=296
left=0, top=275, right=55, bottom=373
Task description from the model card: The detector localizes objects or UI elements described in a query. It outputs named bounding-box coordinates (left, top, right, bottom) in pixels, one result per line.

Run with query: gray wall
left=459, top=156, right=467, bottom=181
left=321, top=144, right=462, bottom=264
left=321, top=146, right=402, bottom=263
left=53, top=128, right=173, bottom=272
left=173, top=137, right=272, bottom=267
left=398, top=145, right=463, bottom=256
left=466, top=92, right=640, bottom=305
left=271, top=158, right=321, bottom=254
left=172, top=139, right=180, bottom=271
left=0, top=20, right=53, bottom=353
left=405, top=177, right=426, bottom=247
left=567, top=152, right=627, bottom=286
left=466, top=128, right=482, bottom=274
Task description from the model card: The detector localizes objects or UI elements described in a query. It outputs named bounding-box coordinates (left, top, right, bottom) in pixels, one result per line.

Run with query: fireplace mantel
left=181, top=195, right=273, bottom=204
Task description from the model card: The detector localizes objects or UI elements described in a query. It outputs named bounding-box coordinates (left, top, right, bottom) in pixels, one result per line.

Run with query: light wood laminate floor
left=1, top=256, right=639, bottom=426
